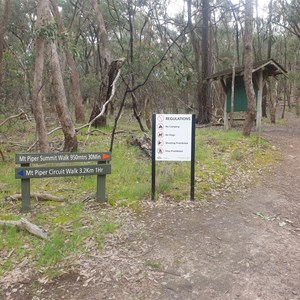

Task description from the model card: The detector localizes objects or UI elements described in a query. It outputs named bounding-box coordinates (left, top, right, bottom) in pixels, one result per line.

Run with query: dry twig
left=0, top=110, right=25, bottom=127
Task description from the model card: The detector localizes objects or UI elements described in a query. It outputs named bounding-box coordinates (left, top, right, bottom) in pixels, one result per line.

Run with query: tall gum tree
left=89, top=0, right=112, bottom=127
left=199, top=0, right=211, bottom=124
left=243, top=0, right=256, bottom=136
left=0, top=0, right=11, bottom=97
left=187, top=0, right=211, bottom=124
left=44, top=0, right=78, bottom=152
left=32, top=0, right=50, bottom=153
left=50, top=0, right=86, bottom=124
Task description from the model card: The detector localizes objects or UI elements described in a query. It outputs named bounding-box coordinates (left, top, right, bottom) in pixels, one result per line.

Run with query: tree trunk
left=268, top=79, right=276, bottom=123
left=255, top=0, right=262, bottom=61
left=267, top=0, right=273, bottom=59
left=243, top=0, right=256, bottom=136
left=45, top=0, right=78, bottom=153
left=187, top=0, right=201, bottom=122
left=48, top=39, right=78, bottom=152
left=144, top=96, right=152, bottom=130
left=89, top=58, right=125, bottom=127
left=67, top=51, right=86, bottom=124
left=32, top=0, right=49, bottom=153
left=198, top=0, right=211, bottom=124
left=89, top=0, right=112, bottom=127
left=230, top=61, right=236, bottom=128
left=0, top=0, right=11, bottom=97
left=50, top=0, right=85, bottom=124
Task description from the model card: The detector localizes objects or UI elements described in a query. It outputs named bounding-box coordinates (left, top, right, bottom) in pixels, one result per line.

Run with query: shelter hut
left=207, top=59, right=288, bottom=131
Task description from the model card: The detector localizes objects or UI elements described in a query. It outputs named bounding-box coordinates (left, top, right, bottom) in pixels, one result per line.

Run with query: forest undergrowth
left=0, top=112, right=280, bottom=279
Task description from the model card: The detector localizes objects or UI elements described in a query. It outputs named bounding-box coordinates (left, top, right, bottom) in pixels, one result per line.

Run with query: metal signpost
left=152, top=114, right=196, bottom=200
left=15, top=152, right=111, bottom=213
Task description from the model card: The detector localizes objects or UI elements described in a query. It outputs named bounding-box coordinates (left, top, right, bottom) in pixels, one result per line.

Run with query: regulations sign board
left=152, top=114, right=196, bottom=201
left=155, top=114, right=192, bottom=161
left=15, top=164, right=111, bottom=179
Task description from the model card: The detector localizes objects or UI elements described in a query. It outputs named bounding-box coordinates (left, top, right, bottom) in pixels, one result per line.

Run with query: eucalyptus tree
left=0, top=0, right=11, bottom=95
left=271, top=0, right=300, bottom=115
left=243, top=0, right=256, bottom=136
left=50, top=0, right=86, bottom=124
left=0, top=0, right=34, bottom=107
left=187, top=0, right=212, bottom=124
left=32, top=0, right=49, bottom=152
left=104, top=0, right=191, bottom=125
left=274, top=0, right=300, bottom=41
left=32, top=0, right=78, bottom=152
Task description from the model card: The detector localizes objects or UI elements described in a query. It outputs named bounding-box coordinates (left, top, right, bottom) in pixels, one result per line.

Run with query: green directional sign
left=15, top=151, right=112, bottom=212
left=15, top=152, right=111, bottom=164
left=15, top=164, right=111, bottom=179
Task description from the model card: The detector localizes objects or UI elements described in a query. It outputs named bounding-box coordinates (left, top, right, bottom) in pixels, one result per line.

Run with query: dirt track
left=3, top=111, right=300, bottom=300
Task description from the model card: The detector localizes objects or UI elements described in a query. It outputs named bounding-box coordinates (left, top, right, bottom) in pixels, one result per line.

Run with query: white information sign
left=155, top=114, right=192, bottom=161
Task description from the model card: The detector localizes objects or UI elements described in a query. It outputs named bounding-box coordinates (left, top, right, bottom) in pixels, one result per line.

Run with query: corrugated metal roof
left=207, top=59, right=288, bottom=81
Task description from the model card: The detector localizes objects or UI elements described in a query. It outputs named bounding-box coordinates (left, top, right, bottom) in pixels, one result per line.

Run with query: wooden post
left=21, top=163, right=31, bottom=213
left=96, top=174, right=106, bottom=203
left=221, top=79, right=229, bottom=130
left=230, top=61, right=236, bottom=128
left=256, top=70, right=263, bottom=135
left=224, top=93, right=229, bottom=130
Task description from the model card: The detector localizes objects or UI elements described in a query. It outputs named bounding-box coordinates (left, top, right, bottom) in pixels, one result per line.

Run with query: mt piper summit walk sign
left=15, top=152, right=111, bottom=213
left=152, top=114, right=196, bottom=200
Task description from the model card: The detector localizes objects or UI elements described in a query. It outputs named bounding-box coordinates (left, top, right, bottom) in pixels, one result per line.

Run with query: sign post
left=15, top=152, right=111, bottom=212
left=21, top=163, right=31, bottom=212
left=152, top=114, right=196, bottom=200
left=151, top=114, right=157, bottom=200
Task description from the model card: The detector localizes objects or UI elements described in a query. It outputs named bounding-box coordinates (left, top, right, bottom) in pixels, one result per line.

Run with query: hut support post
left=224, top=95, right=229, bottom=130
left=256, top=70, right=263, bottom=134
left=222, top=79, right=229, bottom=130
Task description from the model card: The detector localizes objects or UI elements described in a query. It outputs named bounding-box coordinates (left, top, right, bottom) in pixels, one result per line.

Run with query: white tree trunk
left=32, top=0, right=49, bottom=152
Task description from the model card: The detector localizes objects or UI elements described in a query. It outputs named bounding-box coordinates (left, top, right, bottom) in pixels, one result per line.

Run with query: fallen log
left=128, top=133, right=152, bottom=157
left=5, top=193, right=65, bottom=202
left=0, top=218, right=48, bottom=239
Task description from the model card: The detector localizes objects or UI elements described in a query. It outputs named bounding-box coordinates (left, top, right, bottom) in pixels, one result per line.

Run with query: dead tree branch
left=5, top=193, right=65, bottom=202
left=0, top=218, right=48, bottom=239
left=0, top=110, right=25, bottom=127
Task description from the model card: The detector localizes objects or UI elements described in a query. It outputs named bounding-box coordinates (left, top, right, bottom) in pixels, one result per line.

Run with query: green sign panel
left=15, top=164, right=111, bottom=179
left=15, top=152, right=112, bottom=212
left=15, top=152, right=111, bottom=164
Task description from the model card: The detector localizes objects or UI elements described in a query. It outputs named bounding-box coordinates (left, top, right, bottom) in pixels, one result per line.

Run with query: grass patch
left=0, top=115, right=279, bottom=278
left=145, top=259, right=162, bottom=269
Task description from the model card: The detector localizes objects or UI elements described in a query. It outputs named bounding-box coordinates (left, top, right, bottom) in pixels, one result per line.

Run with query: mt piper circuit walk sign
left=152, top=114, right=196, bottom=200
left=15, top=152, right=111, bottom=213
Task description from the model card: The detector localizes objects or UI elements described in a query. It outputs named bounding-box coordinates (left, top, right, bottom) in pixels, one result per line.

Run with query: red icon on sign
left=157, top=148, right=164, bottom=154
left=157, top=132, right=164, bottom=138
left=157, top=140, right=164, bottom=146
left=157, top=123, right=164, bottom=130
left=157, top=115, right=164, bottom=122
